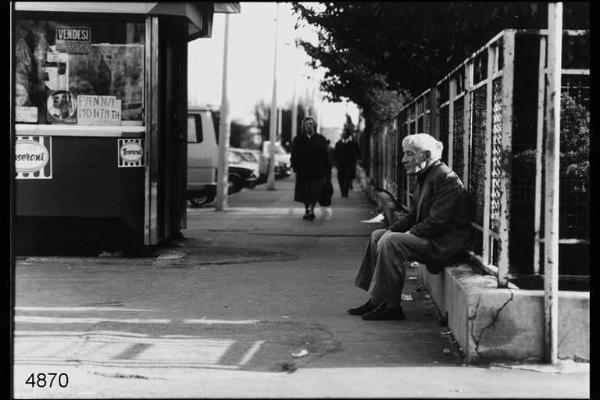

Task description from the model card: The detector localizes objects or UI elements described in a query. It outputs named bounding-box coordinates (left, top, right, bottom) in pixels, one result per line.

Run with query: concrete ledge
left=369, top=181, right=589, bottom=363
left=419, top=264, right=590, bottom=364
left=417, top=263, right=446, bottom=318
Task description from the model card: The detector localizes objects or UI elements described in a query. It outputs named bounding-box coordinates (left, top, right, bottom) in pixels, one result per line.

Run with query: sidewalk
left=13, top=175, right=589, bottom=398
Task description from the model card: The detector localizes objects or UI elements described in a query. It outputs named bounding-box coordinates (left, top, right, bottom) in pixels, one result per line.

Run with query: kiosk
left=12, top=2, right=240, bottom=254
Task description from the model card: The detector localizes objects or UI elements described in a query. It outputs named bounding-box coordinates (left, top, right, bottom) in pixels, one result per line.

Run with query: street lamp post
left=291, top=77, right=298, bottom=141
left=267, top=3, right=280, bottom=191
left=216, top=13, right=231, bottom=211
left=282, top=40, right=300, bottom=142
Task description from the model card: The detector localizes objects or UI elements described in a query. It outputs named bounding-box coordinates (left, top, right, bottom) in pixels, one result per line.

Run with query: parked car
left=187, top=106, right=257, bottom=206
left=229, top=147, right=260, bottom=179
left=260, top=141, right=292, bottom=179
left=227, top=150, right=258, bottom=190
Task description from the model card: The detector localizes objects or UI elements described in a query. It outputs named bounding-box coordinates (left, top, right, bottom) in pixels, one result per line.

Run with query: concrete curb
left=420, top=265, right=590, bottom=364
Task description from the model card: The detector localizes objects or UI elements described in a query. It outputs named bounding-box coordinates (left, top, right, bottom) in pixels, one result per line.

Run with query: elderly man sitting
left=349, top=133, right=473, bottom=321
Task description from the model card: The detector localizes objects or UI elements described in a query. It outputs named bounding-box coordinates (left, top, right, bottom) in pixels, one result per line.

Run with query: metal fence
left=370, top=29, right=589, bottom=287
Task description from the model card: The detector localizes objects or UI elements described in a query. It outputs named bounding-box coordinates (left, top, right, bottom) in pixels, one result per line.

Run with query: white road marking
left=14, top=316, right=172, bottom=324
left=182, top=318, right=259, bottom=324
left=15, top=330, right=148, bottom=337
left=188, top=207, right=306, bottom=215
left=14, top=331, right=237, bottom=367
left=15, top=316, right=260, bottom=325
left=16, top=306, right=149, bottom=312
left=238, top=340, right=265, bottom=366
left=14, top=358, right=241, bottom=369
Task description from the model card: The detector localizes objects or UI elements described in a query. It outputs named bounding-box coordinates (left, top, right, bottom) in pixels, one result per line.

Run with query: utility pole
left=267, top=3, right=279, bottom=190
left=291, top=78, right=298, bottom=142
left=310, top=75, right=316, bottom=117
left=544, top=1, right=562, bottom=365
left=216, top=14, right=231, bottom=210
left=287, top=40, right=299, bottom=142
left=277, top=107, right=282, bottom=139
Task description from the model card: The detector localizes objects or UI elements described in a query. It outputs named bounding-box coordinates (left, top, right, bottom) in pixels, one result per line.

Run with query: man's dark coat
left=334, top=138, right=360, bottom=179
left=390, top=160, right=473, bottom=271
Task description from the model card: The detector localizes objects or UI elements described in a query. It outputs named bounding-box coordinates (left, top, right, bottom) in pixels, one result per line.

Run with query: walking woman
left=290, top=116, right=332, bottom=220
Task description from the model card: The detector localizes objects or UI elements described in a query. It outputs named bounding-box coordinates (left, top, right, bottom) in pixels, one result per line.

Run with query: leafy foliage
left=291, top=2, right=589, bottom=174
left=512, top=93, right=589, bottom=190
left=293, top=2, right=588, bottom=99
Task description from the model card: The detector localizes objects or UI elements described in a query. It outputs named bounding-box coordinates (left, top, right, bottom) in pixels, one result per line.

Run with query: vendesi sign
left=77, top=95, right=122, bottom=126
left=56, top=26, right=91, bottom=54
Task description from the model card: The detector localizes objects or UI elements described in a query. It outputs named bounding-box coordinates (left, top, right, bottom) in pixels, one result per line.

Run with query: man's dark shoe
left=303, top=211, right=311, bottom=220
left=307, top=212, right=316, bottom=221
left=361, top=303, right=406, bottom=321
left=347, top=300, right=378, bottom=315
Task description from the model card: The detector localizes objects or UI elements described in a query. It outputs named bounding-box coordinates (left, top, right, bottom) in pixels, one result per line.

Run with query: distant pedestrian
left=348, top=134, right=472, bottom=320
left=334, top=126, right=361, bottom=197
left=291, top=116, right=332, bottom=221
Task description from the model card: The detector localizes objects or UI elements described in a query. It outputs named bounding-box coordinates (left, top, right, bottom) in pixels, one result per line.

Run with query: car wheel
left=228, top=175, right=243, bottom=194
left=189, top=193, right=214, bottom=207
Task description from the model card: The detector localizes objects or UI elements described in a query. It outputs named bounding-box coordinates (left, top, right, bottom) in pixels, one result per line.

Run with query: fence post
left=534, top=36, right=547, bottom=275
left=497, top=30, right=515, bottom=288
left=429, top=87, right=438, bottom=137
left=544, top=2, right=563, bottom=365
left=448, top=79, right=456, bottom=170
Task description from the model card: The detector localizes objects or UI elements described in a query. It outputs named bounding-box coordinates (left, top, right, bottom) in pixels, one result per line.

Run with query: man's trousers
left=354, top=228, right=431, bottom=307
left=336, top=167, right=354, bottom=197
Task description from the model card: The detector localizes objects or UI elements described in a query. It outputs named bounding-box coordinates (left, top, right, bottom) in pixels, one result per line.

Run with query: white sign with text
left=77, top=95, right=122, bottom=126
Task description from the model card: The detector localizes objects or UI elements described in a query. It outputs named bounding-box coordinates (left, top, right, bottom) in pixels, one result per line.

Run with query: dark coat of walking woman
left=291, top=116, right=332, bottom=220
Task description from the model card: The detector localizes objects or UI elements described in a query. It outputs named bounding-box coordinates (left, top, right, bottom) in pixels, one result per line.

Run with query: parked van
left=187, top=106, right=219, bottom=206
left=187, top=107, right=259, bottom=206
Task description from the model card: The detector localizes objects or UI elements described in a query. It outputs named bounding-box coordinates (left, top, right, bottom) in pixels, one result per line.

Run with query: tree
left=293, top=2, right=589, bottom=98
left=291, top=2, right=589, bottom=174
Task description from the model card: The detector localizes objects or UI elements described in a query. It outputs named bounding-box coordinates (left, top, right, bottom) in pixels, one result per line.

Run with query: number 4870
left=25, top=373, right=69, bottom=388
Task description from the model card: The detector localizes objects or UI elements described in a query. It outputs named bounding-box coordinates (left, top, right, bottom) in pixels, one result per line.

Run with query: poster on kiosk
left=15, top=21, right=144, bottom=127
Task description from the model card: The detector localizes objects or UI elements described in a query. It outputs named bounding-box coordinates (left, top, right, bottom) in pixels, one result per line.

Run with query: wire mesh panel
left=383, top=126, right=397, bottom=195
left=559, top=77, right=589, bottom=240
left=452, top=99, right=465, bottom=180
left=490, top=78, right=503, bottom=233
left=391, top=126, right=399, bottom=196
left=438, top=105, right=449, bottom=164
left=562, top=74, right=589, bottom=107
left=397, top=147, right=408, bottom=208
left=510, top=33, right=546, bottom=273
left=469, top=86, right=487, bottom=227
left=370, top=131, right=383, bottom=188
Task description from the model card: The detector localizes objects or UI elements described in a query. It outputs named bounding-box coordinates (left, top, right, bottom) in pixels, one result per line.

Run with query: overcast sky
left=188, top=2, right=359, bottom=129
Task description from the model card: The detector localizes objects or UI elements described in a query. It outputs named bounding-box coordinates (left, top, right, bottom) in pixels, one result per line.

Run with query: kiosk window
left=187, top=115, right=203, bottom=143
left=15, top=18, right=145, bottom=126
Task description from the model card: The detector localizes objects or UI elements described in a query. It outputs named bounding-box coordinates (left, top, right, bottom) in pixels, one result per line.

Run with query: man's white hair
left=402, top=133, right=443, bottom=161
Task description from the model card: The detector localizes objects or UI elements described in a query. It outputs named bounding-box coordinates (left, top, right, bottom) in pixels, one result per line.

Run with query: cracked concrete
left=426, top=265, right=590, bottom=363
left=469, top=291, right=515, bottom=360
